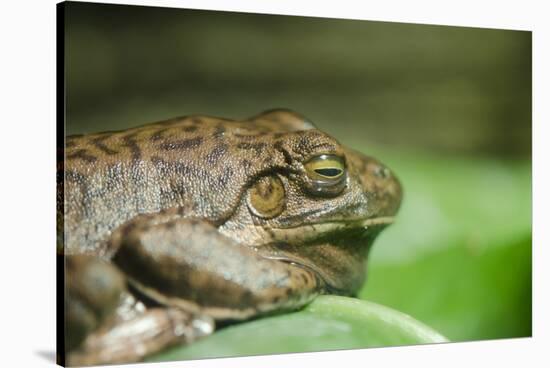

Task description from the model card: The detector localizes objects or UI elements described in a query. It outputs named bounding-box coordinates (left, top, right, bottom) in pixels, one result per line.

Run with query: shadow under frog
left=59, top=109, right=402, bottom=366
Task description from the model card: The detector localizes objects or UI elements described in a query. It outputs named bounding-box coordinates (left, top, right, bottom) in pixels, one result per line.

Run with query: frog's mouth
left=258, top=216, right=395, bottom=295
left=266, top=216, right=395, bottom=245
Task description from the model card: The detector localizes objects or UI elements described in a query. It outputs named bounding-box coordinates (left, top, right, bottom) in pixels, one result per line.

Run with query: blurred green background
left=64, top=1, right=532, bottom=358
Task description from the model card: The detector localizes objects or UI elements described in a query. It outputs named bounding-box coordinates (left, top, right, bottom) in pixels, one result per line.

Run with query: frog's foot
left=67, top=307, right=214, bottom=366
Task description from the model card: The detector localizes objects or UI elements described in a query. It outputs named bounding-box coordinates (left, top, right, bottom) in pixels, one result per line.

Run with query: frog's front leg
left=111, top=213, right=322, bottom=321
left=67, top=213, right=321, bottom=365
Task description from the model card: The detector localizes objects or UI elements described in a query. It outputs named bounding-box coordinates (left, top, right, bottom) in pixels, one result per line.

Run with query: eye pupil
left=314, top=168, right=342, bottom=177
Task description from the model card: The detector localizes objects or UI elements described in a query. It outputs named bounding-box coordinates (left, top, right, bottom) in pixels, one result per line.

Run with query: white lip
left=358, top=216, right=395, bottom=227
left=266, top=216, right=395, bottom=244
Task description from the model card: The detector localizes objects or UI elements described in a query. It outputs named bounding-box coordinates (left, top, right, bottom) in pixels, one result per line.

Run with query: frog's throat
left=266, top=216, right=395, bottom=244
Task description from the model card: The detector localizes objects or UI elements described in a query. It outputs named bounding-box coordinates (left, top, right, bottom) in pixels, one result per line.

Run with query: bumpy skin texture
left=60, top=109, right=402, bottom=365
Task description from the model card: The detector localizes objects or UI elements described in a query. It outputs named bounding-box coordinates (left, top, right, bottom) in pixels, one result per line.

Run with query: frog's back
left=61, top=110, right=342, bottom=257
left=61, top=115, right=275, bottom=256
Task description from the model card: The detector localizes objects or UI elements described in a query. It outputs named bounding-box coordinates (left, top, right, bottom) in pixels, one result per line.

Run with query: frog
left=59, top=108, right=402, bottom=366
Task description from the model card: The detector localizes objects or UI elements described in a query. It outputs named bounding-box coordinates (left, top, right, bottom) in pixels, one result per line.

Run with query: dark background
left=65, top=2, right=531, bottom=158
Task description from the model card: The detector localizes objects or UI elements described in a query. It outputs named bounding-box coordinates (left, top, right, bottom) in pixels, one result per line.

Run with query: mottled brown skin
left=61, top=109, right=402, bottom=366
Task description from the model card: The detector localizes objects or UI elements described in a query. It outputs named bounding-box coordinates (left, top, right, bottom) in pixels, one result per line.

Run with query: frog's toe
left=190, top=314, right=215, bottom=337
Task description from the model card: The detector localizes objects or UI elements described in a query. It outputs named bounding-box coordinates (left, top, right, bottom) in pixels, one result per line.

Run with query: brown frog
left=60, top=109, right=402, bottom=366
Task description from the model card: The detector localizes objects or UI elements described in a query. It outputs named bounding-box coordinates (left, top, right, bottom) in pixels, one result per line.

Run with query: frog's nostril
left=373, top=166, right=391, bottom=179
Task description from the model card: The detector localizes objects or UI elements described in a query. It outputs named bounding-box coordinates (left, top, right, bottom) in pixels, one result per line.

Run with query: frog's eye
left=305, top=154, right=345, bottom=180
left=304, top=154, right=347, bottom=196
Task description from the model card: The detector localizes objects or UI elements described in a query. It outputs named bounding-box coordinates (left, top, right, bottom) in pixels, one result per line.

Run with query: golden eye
left=305, top=154, right=346, bottom=182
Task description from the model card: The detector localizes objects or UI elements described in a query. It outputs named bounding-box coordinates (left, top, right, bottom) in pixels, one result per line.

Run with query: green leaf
left=149, top=295, right=447, bottom=362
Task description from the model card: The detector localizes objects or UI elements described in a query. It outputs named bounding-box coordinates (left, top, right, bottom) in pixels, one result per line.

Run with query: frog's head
left=218, top=109, right=402, bottom=295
